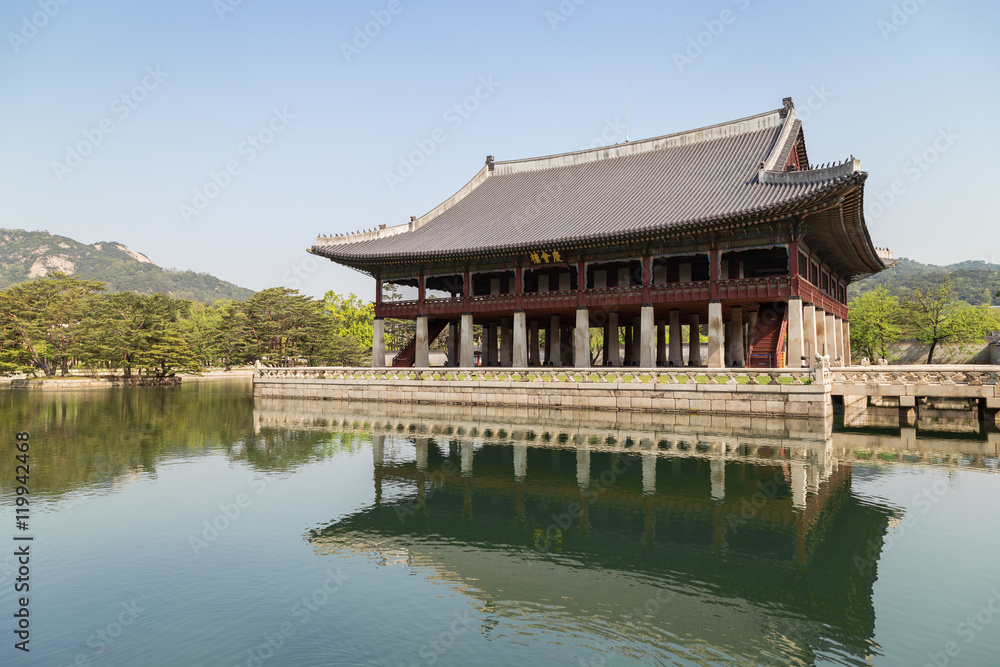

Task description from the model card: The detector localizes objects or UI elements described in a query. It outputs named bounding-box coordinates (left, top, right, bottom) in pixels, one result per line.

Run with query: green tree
left=0, top=273, right=105, bottom=376
left=848, top=287, right=903, bottom=362
left=138, top=331, right=204, bottom=377
left=905, top=280, right=994, bottom=363
left=321, top=291, right=375, bottom=367
left=76, top=292, right=195, bottom=378
left=178, top=300, right=232, bottom=367
left=234, top=288, right=326, bottom=366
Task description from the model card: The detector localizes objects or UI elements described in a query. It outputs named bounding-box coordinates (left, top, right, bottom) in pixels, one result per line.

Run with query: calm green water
left=1, top=381, right=999, bottom=666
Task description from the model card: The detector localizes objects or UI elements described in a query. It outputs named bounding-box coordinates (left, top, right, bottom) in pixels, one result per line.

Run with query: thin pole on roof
left=625, top=81, right=630, bottom=142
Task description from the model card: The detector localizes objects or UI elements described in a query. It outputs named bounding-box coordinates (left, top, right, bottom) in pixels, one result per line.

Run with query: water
left=1, top=380, right=999, bottom=666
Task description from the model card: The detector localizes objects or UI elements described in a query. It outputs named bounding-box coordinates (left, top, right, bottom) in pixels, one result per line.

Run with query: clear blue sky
left=2, top=0, right=997, bottom=300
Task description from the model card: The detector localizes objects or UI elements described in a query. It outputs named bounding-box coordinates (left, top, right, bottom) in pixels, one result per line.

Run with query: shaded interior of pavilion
left=375, top=246, right=851, bottom=369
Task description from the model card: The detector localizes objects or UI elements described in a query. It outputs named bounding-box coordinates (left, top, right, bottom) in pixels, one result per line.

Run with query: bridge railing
left=832, top=366, right=1000, bottom=387
left=255, top=366, right=818, bottom=386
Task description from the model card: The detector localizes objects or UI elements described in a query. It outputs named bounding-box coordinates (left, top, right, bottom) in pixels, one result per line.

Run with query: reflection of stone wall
left=254, top=377, right=832, bottom=418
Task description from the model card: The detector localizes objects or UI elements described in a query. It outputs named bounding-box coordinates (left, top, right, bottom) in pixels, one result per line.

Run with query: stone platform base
left=253, top=376, right=832, bottom=418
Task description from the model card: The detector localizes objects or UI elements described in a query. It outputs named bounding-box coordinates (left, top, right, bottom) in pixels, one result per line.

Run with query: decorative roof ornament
left=780, top=97, right=795, bottom=118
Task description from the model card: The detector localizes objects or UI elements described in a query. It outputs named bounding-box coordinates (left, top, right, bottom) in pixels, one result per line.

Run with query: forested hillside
left=0, top=229, right=253, bottom=303
left=850, top=258, right=1000, bottom=306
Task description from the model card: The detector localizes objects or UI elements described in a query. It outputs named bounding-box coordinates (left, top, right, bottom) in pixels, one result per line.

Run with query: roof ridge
left=493, top=107, right=784, bottom=176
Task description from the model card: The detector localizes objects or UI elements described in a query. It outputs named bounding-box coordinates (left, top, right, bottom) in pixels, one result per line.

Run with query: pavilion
left=310, top=98, right=894, bottom=369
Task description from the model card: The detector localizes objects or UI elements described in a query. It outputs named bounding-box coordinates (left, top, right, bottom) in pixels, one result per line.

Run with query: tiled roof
left=313, top=102, right=864, bottom=264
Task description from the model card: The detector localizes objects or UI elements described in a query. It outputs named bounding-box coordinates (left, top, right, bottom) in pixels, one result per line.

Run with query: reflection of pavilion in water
left=289, top=401, right=904, bottom=665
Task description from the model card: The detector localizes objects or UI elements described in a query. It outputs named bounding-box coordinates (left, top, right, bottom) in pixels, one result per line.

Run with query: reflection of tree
left=0, top=383, right=377, bottom=498
left=230, top=429, right=368, bottom=472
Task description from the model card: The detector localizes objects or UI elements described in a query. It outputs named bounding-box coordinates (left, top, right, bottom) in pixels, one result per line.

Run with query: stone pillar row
left=373, top=304, right=823, bottom=369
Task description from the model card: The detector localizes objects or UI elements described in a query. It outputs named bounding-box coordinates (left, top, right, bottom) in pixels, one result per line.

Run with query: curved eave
left=311, top=174, right=868, bottom=273
left=798, top=173, right=885, bottom=282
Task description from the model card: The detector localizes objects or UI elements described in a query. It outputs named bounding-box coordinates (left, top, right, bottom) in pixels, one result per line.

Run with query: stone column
left=825, top=313, right=837, bottom=364
left=513, top=312, right=528, bottom=367
left=633, top=316, right=643, bottom=366
left=689, top=314, right=702, bottom=366
left=642, top=450, right=657, bottom=496
left=415, top=438, right=429, bottom=470
left=563, top=325, right=575, bottom=365
left=575, top=308, right=590, bottom=368
left=656, top=321, right=667, bottom=367
left=802, top=303, right=817, bottom=364
left=500, top=317, right=512, bottom=367
left=549, top=315, right=562, bottom=366
left=746, top=310, right=758, bottom=358
left=513, top=445, right=528, bottom=481
left=447, top=322, right=459, bottom=367
left=623, top=324, right=634, bottom=366
left=372, top=318, right=386, bottom=368
left=372, top=434, right=384, bottom=466
left=787, top=297, right=804, bottom=368
left=669, top=310, right=683, bottom=367
left=708, top=301, right=724, bottom=368
left=710, top=458, right=725, bottom=501
left=814, top=309, right=827, bottom=358
left=842, top=320, right=852, bottom=366
left=461, top=441, right=474, bottom=477
left=790, top=463, right=807, bottom=510
left=460, top=313, right=474, bottom=367
left=834, top=316, right=844, bottom=366
left=640, top=307, right=655, bottom=367
left=415, top=316, right=430, bottom=368
left=730, top=308, right=745, bottom=368
left=529, top=320, right=540, bottom=366
left=576, top=448, right=590, bottom=489
left=607, top=313, right=620, bottom=366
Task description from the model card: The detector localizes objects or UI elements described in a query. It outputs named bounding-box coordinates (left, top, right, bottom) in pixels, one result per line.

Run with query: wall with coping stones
left=10, top=377, right=182, bottom=389
left=253, top=378, right=832, bottom=418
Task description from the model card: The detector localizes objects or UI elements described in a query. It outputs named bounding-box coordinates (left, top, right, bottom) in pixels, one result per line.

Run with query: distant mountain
left=850, top=257, right=1000, bottom=306
left=0, top=229, right=254, bottom=303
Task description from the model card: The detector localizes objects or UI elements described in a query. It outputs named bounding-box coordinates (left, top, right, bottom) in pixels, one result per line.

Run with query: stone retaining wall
left=10, top=377, right=182, bottom=389
left=253, top=377, right=832, bottom=418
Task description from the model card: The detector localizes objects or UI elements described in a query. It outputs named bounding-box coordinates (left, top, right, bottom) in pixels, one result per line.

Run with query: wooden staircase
left=748, top=305, right=788, bottom=368
left=392, top=319, right=449, bottom=367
